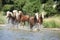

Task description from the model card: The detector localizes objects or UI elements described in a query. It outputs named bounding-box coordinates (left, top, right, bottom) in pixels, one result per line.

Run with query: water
left=0, top=24, right=60, bottom=40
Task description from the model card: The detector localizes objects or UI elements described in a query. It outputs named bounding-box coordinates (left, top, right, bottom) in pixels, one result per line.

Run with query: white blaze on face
left=35, top=13, right=39, bottom=20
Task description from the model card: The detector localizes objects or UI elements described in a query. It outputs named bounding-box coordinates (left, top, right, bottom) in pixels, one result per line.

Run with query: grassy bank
left=43, top=16, right=60, bottom=28
left=0, top=11, right=6, bottom=24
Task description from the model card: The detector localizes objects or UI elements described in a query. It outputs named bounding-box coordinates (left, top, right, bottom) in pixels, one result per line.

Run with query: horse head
left=6, top=11, right=13, bottom=18
left=13, top=10, right=18, bottom=17
left=18, top=11, right=23, bottom=18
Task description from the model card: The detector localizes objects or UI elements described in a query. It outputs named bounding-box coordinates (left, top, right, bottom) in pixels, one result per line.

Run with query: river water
left=0, top=24, right=60, bottom=40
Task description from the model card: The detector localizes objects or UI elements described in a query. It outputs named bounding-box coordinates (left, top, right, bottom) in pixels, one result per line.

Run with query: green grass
left=43, top=16, right=60, bottom=28
left=0, top=16, right=6, bottom=24
left=43, top=20, right=60, bottom=28
left=0, top=11, right=6, bottom=24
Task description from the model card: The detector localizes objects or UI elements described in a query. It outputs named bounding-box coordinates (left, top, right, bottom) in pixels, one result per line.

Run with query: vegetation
left=0, top=0, right=60, bottom=16
left=0, top=11, right=6, bottom=24
left=43, top=16, right=60, bottom=28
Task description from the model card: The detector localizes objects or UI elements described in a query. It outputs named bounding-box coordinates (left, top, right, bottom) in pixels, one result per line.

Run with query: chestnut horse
left=17, top=11, right=30, bottom=27
left=29, top=13, right=43, bottom=30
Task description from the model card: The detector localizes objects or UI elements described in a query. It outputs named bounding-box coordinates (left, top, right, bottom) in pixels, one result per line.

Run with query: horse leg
left=8, top=18, right=10, bottom=23
left=24, top=21, right=25, bottom=25
left=37, top=23, right=40, bottom=31
left=30, top=24, right=33, bottom=31
left=22, top=21, right=25, bottom=28
left=7, top=18, right=9, bottom=23
left=16, top=20, right=18, bottom=29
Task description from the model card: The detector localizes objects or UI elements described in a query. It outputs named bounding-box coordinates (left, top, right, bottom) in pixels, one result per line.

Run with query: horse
left=29, top=13, right=43, bottom=30
left=6, top=10, right=19, bottom=24
left=12, top=10, right=20, bottom=28
left=6, top=11, right=14, bottom=23
left=6, top=10, right=19, bottom=29
left=17, top=11, right=30, bottom=27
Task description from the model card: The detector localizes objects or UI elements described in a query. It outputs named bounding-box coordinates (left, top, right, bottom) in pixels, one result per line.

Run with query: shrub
left=2, top=4, right=13, bottom=12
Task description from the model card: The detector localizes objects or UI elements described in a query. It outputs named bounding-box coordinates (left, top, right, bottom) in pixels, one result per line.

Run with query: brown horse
left=17, top=11, right=30, bottom=27
left=29, top=13, right=43, bottom=30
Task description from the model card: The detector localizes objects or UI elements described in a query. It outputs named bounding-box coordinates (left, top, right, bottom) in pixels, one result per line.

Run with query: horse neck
left=19, top=14, right=24, bottom=18
left=34, top=16, right=37, bottom=23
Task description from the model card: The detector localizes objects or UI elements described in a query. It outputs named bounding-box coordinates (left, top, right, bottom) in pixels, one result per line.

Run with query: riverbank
left=0, top=24, right=60, bottom=31
left=43, top=16, right=60, bottom=28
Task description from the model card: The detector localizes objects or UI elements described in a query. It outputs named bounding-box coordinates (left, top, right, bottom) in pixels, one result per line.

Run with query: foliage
left=56, top=1, right=60, bottom=14
left=13, top=0, right=41, bottom=15
left=44, top=0, right=57, bottom=17
left=2, top=4, right=13, bottom=12
left=22, top=0, right=41, bottom=15
left=13, top=0, right=26, bottom=10
left=0, top=0, right=2, bottom=10
left=0, top=0, right=60, bottom=16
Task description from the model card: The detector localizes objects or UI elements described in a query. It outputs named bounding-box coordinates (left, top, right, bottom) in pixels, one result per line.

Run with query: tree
left=2, top=4, right=13, bottom=12
left=56, top=0, right=60, bottom=14
left=44, top=0, right=57, bottom=16
left=0, top=0, right=2, bottom=10
left=40, top=0, right=48, bottom=4
left=22, top=0, right=41, bottom=15
left=14, top=0, right=26, bottom=10
left=2, top=0, right=14, bottom=5
left=13, top=0, right=41, bottom=16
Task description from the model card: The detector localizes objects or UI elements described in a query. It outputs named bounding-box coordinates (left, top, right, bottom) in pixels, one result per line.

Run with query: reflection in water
left=0, top=25, right=60, bottom=40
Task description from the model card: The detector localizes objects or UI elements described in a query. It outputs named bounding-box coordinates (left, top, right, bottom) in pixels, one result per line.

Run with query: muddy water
left=0, top=24, right=60, bottom=40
